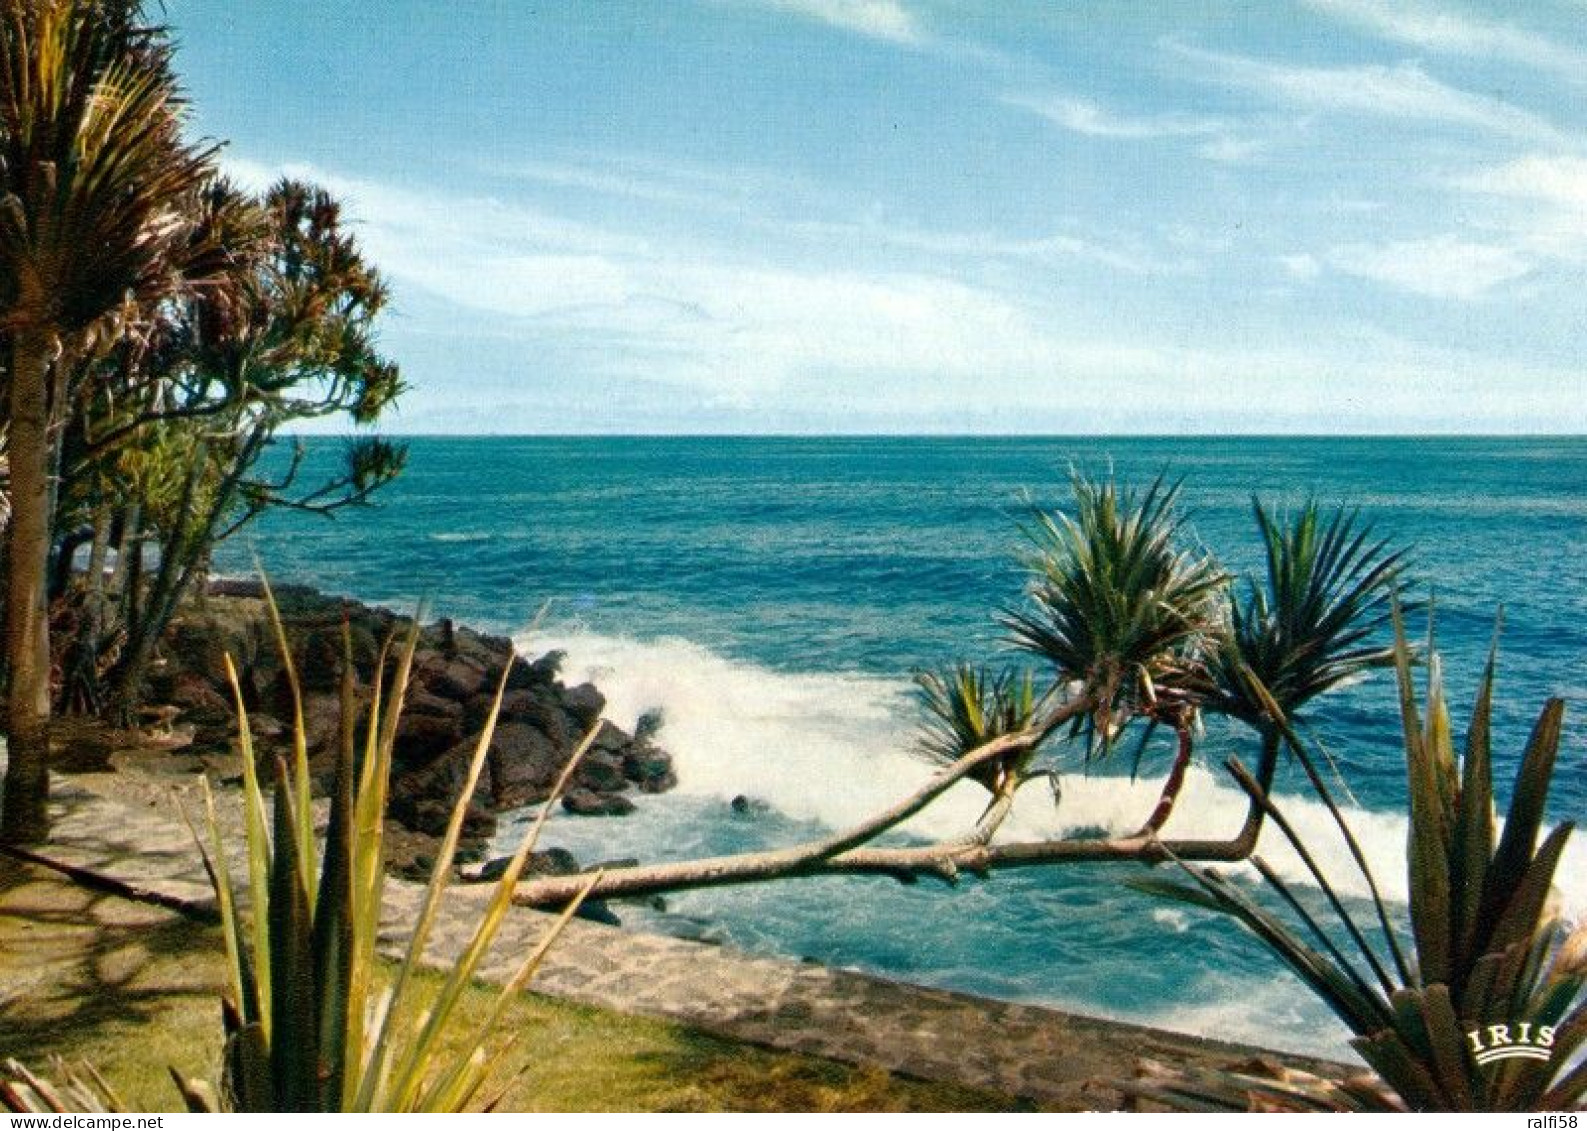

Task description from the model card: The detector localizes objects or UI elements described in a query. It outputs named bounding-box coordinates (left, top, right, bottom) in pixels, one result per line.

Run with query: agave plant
left=1131, top=608, right=1585, bottom=1112
left=1, top=1058, right=125, bottom=1113
left=175, top=580, right=597, bottom=1112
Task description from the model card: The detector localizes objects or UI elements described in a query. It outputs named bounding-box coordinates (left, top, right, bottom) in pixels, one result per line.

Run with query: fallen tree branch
left=513, top=699, right=1286, bottom=910
left=513, top=720, right=1062, bottom=907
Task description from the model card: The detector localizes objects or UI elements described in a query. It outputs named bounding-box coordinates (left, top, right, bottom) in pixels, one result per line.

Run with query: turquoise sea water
left=223, top=436, right=1587, bottom=1057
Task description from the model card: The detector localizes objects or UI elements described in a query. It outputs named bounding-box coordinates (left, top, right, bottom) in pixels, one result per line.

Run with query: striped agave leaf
left=1, top=1058, right=127, bottom=1113
left=180, top=582, right=597, bottom=1111
left=1130, top=600, right=1584, bottom=1112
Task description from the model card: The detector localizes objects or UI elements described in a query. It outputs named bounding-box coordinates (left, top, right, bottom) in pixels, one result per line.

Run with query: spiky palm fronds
left=914, top=663, right=1039, bottom=791
left=1133, top=609, right=1584, bottom=1112
left=0, top=0, right=217, bottom=339
left=1209, top=499, right=1407, bottom=728
left=1001, top=473, right=1228, bottom=757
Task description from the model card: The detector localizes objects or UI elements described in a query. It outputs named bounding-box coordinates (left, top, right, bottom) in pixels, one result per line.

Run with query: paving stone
left=3, top=775, right=1348, bottom=1108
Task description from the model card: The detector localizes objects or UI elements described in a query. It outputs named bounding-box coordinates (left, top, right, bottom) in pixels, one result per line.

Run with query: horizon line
left=276, top=431, right=1587, bottom=440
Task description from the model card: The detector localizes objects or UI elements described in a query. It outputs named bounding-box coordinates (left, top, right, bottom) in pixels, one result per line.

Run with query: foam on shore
left=519, top=625, right=1586, bottom=921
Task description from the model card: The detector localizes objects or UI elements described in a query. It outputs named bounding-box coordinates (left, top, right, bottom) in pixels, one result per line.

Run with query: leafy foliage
left=177, top=581, right=597, bottom=1112
left=1001, top=473, right=1228, bottom=758
left=1132, top=609, right=1585, bottom=1112
left=0, top=0, right=220, bottom=843
left=914, top=663, right=1039, bottom=791
left=0, top=0, right=215, bottom=342
left=1208, top=499, right=1406, bottom=727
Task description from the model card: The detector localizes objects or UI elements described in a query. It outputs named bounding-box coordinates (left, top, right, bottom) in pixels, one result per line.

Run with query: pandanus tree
left=1000, top=475, right=1228, bottom=835
left=63, top=176, right=406, bottom=721
left=0, top=0, right=216, bottom=843
left=510, top=473, right=1413, bottom=908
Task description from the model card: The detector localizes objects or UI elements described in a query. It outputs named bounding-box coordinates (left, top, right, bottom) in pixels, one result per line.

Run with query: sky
left=165, top=1, right=1587, bottom=434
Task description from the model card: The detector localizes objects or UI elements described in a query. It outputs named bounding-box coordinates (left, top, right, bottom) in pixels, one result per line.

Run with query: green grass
left=0, top=858, right=1030, bottom=1112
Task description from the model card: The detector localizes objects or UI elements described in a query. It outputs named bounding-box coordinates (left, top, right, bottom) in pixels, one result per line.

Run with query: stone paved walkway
left=3, top=774, right=1343, bottom=1108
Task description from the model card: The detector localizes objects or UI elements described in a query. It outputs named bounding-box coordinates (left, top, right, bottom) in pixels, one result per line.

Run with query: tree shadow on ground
left=0, top=856, right=224, bottom=1070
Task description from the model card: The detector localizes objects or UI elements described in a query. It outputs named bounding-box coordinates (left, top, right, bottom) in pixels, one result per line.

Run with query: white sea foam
left=520, top=627, right=1587, bottom=922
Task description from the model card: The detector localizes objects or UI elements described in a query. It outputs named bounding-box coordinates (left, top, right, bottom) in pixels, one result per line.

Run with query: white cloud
left=1462, top=154, right=1587, bottom=214
left=1304, top=0, right=1587, bottom=78
left=1170, top=43, right=1567, bottom=144
left=755, top=0, right=920, bottom=44
left=1328, top=235, right=1533, bottom=298
left=1456, top=154, right=1587, bottom=265
left=1280, top=253, right=1322, bottom=280
left=231, top=156, right=1585, bottom=432
left=1004, top=92, right=1268, bottom=165
left=1004, top=93, right=1226, bottom=141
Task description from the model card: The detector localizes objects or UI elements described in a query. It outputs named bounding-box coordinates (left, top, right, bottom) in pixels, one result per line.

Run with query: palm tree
left=0, top=0, right=214, bottom=842
left=1001, top=473, right=1228, bottom=832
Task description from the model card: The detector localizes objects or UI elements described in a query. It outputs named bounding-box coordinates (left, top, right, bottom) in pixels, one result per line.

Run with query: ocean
left=221, top=436, right=1587, bottom=1059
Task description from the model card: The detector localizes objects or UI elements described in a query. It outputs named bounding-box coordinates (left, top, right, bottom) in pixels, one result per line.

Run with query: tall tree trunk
left=85, top=509, right=111, bottom=593
left=2, top=330, right=57, bottom=844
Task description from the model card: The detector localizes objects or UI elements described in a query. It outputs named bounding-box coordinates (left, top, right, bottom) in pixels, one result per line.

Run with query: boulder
left=388, top=794, right=496, bottom=841
left=625, top=741, right=678, bottom=793
left=393, top=712, right=464, bottom=768
left=416, top=654, right=488, bottom=701
left=576, top=748, right=631, bottom=794
left=405, top=688, right=464, bottom=720
left=562, top=789, right=636, bottom=817
left=486, top=722, right=567, bottom=808
left=472, top=847, right=581, bottom=883
left=562, top=682, right=605, bottom=728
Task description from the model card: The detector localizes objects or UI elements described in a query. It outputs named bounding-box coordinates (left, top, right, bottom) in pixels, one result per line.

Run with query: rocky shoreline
left=147, top=578, right=676, bottom=869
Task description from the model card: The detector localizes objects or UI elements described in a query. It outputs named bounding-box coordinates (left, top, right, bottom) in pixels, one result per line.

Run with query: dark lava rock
left=472, top=847, right=581, bottom=883
left=487, top=722, right=566, bottom=808
left=562, top=682, right=606, bottom=728
left=577, top=749, right=632, bottom=794
left=166, top=582, right=678, bottom=856
left=625, top=741, right=676, bottom=793
left=562, top=789, right=637, bottom=817
left=574, top=899, right=622, bottom=927
left=634, top=707, right=665, bottom=741
left=393, top=711, right=464, bottom=768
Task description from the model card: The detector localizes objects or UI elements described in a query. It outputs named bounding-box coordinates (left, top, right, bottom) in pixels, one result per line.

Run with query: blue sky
left=167, top=1, right=1586, bottom=433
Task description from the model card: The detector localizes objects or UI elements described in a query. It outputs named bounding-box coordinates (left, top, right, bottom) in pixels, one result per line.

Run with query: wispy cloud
left=749, top=0, right=921, bottom=45
left=1304, top=0, right=1587, bottom=78
left=1279, top=252, right=1322, bottom=280
left=1458, top=153, right=1587, bottom=261
left=1004, top=93, right=1224, bottom=140
left=1004, top=91, right=1264, bottom=163
left=1327, top=234, right=1533, bottom=299
left=1462, top=154, right=1587, bottom=217
left=226, top=155, right=1585, bottom=432
left=1169, top=42, right=1568, bottom=144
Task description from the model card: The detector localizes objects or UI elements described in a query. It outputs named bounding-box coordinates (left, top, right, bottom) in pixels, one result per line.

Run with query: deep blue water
left=221, top=436, right=1587, bottom=1055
